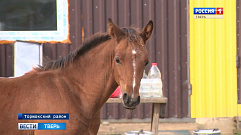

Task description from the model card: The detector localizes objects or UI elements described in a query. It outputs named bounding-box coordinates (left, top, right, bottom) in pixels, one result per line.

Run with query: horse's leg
left=88, top=110, right=101, bottom=135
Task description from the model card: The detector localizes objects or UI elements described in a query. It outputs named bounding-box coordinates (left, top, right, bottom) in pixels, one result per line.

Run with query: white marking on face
left=132, top=50, right=137, bottom=54
left=132, top=49, right=136, bottom=98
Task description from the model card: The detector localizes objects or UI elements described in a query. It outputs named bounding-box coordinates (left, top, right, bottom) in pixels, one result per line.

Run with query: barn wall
left=237, top=0, right=241, bottom=104
left=0, top=0, right=188, bottom=118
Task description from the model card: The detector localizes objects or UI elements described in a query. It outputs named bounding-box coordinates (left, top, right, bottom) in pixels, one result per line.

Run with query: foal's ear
left=108, top=18, right=125, bottom=43
left=140, top=20, right=153, bottom=43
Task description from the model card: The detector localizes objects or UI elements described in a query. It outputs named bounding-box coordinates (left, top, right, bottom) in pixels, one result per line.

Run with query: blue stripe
left=38, top=123, right=66, bottom=130
left=19, top=113, right=69, bottom=120
left=18, top=113, right=23, bottom=120
left=194, top=8, right=216, bottom=14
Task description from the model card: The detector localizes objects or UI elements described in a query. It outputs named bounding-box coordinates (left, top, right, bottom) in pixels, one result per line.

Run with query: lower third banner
left=18, top=123, right=66, bottom=130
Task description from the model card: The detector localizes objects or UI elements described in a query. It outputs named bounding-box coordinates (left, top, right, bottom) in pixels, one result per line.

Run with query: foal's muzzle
left=122, top=93, right=140, bottom=109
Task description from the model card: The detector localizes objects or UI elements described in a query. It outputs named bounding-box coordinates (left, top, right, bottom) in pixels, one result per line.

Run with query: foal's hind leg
left=88, top=110, right=101, bottom=135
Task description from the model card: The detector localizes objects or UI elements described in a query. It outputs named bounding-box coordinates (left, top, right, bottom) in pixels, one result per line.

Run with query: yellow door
left=190, top=0, right=237, bottom=118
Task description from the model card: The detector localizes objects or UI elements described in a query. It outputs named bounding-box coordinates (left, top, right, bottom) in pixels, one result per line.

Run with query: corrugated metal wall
left=0, top=0, right=188, bottom=118
left=237, top=0, right=241, bottom=104
left=237, top=0, right=241, bottom=116
left=190, top=0, right=237, bottom=118
left=0, top=44, right=14, bottom=77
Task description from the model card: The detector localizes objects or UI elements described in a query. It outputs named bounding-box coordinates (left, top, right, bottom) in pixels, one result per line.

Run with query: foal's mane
left=37, top=33, right=110, bottom=71
left=36, top=28, right=142, bottom=71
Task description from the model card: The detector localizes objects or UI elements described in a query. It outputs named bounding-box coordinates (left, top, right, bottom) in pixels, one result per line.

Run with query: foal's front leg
left=88, top=110, right=101, bottom=135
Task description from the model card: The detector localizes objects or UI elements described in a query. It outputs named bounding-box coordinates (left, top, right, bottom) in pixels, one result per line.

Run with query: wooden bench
left=106, top=97, right=168, bottom=134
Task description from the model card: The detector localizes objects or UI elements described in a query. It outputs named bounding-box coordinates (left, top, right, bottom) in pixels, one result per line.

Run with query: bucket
left=125, top=130, right=154, bottom=135
left=193, top=129, right=221, bottom=135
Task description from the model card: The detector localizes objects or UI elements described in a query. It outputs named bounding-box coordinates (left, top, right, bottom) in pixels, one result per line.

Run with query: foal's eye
left=116, top=57, right=121, bottom=64
left=145, top=60, right=149, bottom=66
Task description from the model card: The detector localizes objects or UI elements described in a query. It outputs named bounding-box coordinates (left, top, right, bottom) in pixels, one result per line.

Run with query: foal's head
left=108, top=19, right=153, bottom=109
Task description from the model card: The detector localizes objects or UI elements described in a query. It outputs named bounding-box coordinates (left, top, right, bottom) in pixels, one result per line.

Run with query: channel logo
left=18, top=123, right=38, bottom=130
left=194, top=8, right=223, bottom=19
left=18, top=123, right=66, bottom=130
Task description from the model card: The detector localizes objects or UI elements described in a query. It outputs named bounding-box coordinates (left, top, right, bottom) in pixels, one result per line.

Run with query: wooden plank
left=105, top=97, right=167, bottom=133
left=106, top=97, right=168, bottom=103
left=151, top=103, right=161, bottom=134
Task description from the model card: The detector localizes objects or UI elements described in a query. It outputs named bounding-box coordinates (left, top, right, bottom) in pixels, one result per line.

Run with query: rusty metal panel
left=5, top=44, right=14, bottom=77
left=0, top=45, right=6, bottom=77
left=0, top=0, right=188, bottom=118
left=237, top=0, right=241, bottom=104
left=0, top=44, right=14, bottom=77
left=69, top=0, right=82, bottom=52
left=167, top=0, right=188, bottom=118
left=180, top=0, right=189, bottom=117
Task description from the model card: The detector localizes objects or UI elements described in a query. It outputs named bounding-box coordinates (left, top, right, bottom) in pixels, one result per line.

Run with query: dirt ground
left=98, top=122, right=198, bottom=135
left=98, top=117, right=234, bottom=135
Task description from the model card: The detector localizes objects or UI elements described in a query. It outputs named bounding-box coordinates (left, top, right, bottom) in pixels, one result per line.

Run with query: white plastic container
left=147, top=63, right=163, bottom=97
left=193, top=129, right=221, bottom=135
left=140, top=79, right=152, bottom=97
left=148, top=63, right=161, bottom=79
left=140, top=70, right=151, bottom=97
left=142, top=70, right=148, bottom=78
left=125, top=130, right=154, bottom=135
